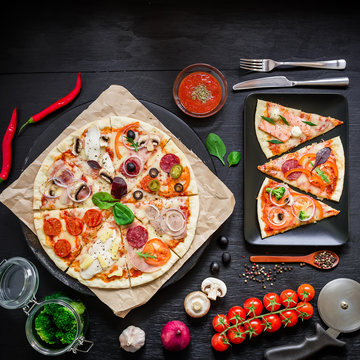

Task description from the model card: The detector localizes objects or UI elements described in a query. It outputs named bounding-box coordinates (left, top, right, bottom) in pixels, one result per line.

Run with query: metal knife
left=232, top=76, right=349, bottom=91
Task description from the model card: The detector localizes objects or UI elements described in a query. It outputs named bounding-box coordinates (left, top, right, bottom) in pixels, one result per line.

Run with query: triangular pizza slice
left=257, top=178, right=340, bottom=239
left=257, top=136, right=345, bottom=202
left=123, top=195, right=199, bottom=258
left=255, top=99, right=343, bottom=158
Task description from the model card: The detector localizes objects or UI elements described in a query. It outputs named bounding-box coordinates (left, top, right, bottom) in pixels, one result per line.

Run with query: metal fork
left=239, top=58, right=346, bottom=72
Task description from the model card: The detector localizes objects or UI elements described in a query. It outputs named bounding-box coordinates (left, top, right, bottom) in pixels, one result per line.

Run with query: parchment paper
left=0, top=85, right=235, bottom=317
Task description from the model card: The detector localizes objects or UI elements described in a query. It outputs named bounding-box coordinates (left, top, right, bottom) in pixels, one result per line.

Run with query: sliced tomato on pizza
left=257, top=178, right=340, bottom=239
left=120, top=218, right=179, bottom=287
left=255, top=100, right=343, bottom=158
left=257, top=136, right=345, bottom=202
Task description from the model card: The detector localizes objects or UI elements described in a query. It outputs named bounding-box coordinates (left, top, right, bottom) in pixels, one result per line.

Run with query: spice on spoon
left=314, top=250, right=337, bottom=269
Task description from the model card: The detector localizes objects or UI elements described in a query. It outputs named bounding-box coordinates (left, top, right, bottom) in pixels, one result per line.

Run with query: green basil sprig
left=92, top=192, right=134, bottom=225
left=205, top=133, right=226, bottom=165
left=227, top=151, right=241, bottom=167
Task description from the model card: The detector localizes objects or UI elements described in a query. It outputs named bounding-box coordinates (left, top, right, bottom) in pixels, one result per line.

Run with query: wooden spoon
left=250, top=250, right=339, bottom=270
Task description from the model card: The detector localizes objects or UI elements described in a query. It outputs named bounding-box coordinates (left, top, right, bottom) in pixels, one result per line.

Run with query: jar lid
left=0, top=257, right=39, bottom=309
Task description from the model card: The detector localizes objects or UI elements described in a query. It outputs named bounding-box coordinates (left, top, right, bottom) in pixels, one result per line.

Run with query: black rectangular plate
left=244, top=93, right=349, bottom=246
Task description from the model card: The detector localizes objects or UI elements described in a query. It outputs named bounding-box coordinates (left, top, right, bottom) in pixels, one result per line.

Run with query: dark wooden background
left=1, top=2, right=359, bottom=359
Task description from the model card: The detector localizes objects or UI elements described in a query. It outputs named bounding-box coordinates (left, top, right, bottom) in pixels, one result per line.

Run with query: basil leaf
left=92, top=192, right=118, bottom=209
left=112, top=202, right=134, bottom=225
left=205, top=133, right=226, bottom=166
left=279, top=115, right=289, bottom=125
left=311, top=147, right=331, bottom=172
left=267, top=139, right=283, bottom=144
left=227, top=151, right=241, bottom=167
left=302, top=120, right=317, bottom=126
left=261, top=115, right=276, bottom=125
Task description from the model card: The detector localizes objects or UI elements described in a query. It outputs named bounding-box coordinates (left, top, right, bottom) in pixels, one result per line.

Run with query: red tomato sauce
left=178, top=71, right=222, bottom=114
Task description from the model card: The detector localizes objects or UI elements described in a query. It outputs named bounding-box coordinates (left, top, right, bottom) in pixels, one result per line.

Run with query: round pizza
left=32, top=116, right=199, bottom=288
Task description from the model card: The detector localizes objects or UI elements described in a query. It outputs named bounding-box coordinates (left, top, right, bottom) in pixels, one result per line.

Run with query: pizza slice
left=33, top=207, right=112, bottom=272
left=124, top=139, right=198, bottom=199
left=257, top=178, right=340, bottom=239
left=66, top=214, right=131, bottom=289
left=123, top=195, right=199, bottom=258
left=33, top=119, right=114, bottom=210
left=257, top=136, right=345, bottom=202
left=120, top=218, right=179, bottom=287
left=255, top=99, right=343, bottom=158
left=109, top=116, right=171, bottom=191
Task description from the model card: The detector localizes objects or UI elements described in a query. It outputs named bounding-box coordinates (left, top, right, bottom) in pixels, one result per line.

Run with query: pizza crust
left=256, top=178, right=269, bottom=239
left=255, top=100, right=274, bottom=159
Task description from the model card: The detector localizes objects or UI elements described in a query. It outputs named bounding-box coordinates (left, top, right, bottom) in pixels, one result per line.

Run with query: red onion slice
left=160, top=208, right=187, bottom=238
left=291, top=195, right=315, bottom=222
left=267, top=207, right=289, bottom=227
left=269, top=184, right=292, bottom=207
left=67, top=180, right=92, bottom=203
left=120, top=155, right=144, bottom=178
left=145, top=204, right=160, bottom=220
left=53, top=168, right=74, bottom=188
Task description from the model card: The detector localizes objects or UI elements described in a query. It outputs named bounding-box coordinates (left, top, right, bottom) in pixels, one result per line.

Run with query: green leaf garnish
left=92, top=192, right=119, bottom=209
left=279, top=115, right=289, bottom=125
left=112, top=202, right=134, bottom=225
left=205, top=133, right=226, bottom=166
left=136, top=252, right=157, bottom=260
left=126, top=136, right=139, bottom=152
left=309, top=161, right=330, bottom=183
left=267, top=139, right=283, bottom=144
left=302, top=120, right=317, bottom=126
left=227, top=151, right=241, bottom=167
left=261, top=115, right=276, bottom=125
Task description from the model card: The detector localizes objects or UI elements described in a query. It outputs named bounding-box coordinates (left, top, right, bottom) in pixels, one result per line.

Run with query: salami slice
left=126, top=225, right=148, bottom=248
left=281, top=159, right=303, bottom=180
left=160, top=153, right=180, bottom=173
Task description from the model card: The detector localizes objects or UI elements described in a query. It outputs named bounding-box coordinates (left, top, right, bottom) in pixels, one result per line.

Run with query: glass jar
left=0, top=257, right=93, bottom=355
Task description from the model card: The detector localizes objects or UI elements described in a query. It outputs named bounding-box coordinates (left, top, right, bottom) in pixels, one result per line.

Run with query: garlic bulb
left=119, top=325, right=145, bottom=353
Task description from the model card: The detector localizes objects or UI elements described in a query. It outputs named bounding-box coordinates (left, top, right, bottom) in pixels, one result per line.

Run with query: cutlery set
left=233, top=58, right=348, bottom=91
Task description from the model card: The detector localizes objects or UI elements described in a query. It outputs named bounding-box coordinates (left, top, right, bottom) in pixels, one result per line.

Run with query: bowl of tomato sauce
left=173, top=63, right=228, bottom=118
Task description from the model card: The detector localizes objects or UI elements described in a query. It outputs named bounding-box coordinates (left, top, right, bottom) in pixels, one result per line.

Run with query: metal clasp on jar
left=70, top=336, right=94, bottom=353
left=22, top=295, right=39, bottom=316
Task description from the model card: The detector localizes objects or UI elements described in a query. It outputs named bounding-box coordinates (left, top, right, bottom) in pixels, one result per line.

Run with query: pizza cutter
left=264, top=278, right=360, bottom=360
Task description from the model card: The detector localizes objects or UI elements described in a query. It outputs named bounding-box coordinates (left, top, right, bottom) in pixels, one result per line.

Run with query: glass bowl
left=173, top=63, right=228, bottom=118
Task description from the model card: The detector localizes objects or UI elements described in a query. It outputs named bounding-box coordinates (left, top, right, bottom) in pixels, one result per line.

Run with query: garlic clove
left=119, top=325, right=145, bottom=353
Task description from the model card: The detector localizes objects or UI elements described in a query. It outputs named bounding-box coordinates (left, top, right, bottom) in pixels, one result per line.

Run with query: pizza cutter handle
left=264, top=323, right=346, bottom=360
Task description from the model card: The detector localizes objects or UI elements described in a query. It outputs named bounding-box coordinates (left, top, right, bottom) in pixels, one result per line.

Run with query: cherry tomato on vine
left=211, top=333, right=230, bottom=352
left=212, top=314, right=230, bottom=332
left=297, top=284, right=315, bottom=302
left=262, top=314, right=282, bottom=333
left=244, top=318, right=263, bottom=338
left=280, top=289, right=298, bottom=308
left=296, top=301, right=314, bottom=320
left=243, top=297, right=263, bottom=317
left=280, top=309, right=298, bottom=327
left=228, top=306, right=246, bottom=325
left=263, top=293, right=281, bottom=312
left=228, top=325, right=246, bottom=344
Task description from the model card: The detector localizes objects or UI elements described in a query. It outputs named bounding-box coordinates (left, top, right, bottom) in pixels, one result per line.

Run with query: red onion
left=161, top=320, right=190, bottom=352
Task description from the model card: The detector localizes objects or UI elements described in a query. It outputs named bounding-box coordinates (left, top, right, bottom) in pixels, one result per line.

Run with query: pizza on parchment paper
left=255, top=99, right=343, bottom=159
left=257, top=178, right=340, bottom=239
left=257, top=136, right=345, bottom=202
left=32, top=117, right=199, bottom=289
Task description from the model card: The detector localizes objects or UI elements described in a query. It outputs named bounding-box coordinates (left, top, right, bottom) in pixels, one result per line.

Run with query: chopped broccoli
left=53, top=307, right=76, bottom=331
left=34, top=293, right=86, bottom=347
left=299, top=210, right=310, bottom=221
left=266, top=186, right=285, bottom=201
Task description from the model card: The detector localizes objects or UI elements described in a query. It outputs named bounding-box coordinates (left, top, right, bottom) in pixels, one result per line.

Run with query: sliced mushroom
left=137, top=134, right=149, bottom=148
left=146, top=134, right=160, bottom=152
left=201, top=277, right=227, bottom=301
left=100, top=135, right=110, bottom=147
left=184, top=291, right=211, bottom=318
left=41, top=179, right=62, bottom=199
left=72, top=136, right=83, bottom=156
left=67, top=180, right=92, bottom=202
left=99, top=169, right=113, bottom=183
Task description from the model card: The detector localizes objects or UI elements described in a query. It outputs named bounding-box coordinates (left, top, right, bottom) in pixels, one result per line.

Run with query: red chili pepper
left=18, top=72, right=81, bottom=134
left=0, top=108, right=17, bottom=183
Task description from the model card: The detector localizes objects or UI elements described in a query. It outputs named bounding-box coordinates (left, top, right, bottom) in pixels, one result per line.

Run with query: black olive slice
left=127, top=130, right=136, bottom=139
left=149, top=168, right=159, bottom=178
left=133, top=190, right=143, bottom=201
left=174, top=183, right=183, bottom=193
left=126, top=162, right=136, bottom=172
left=87, top=160, right=101, bottom=170
left=75, top=184, right=88, bottom=201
